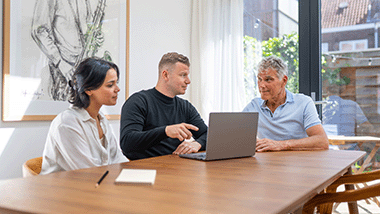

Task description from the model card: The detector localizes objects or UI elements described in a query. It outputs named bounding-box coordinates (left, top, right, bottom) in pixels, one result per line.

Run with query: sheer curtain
left=190, top=0, right=245, bottom=122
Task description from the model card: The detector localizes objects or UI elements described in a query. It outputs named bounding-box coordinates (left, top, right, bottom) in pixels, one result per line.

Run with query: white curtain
left=190, top=0, right=245, bottom=123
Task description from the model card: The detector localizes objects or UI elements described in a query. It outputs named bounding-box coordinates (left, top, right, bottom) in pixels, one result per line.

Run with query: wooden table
left=0, top=150, right=365, bottom=214
left=328, top=135, right=380, bottom=173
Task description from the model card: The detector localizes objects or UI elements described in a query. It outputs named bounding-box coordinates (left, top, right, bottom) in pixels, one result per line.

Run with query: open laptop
left=179, top=112, right=258, bottom=161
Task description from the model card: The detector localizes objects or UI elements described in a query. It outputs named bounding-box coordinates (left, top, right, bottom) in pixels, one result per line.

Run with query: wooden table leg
left=345, top=167, right=359, bottom=214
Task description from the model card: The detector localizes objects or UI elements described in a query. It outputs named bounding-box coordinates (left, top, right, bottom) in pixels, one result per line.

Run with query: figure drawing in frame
left=31, top=0, right=112, bottom=101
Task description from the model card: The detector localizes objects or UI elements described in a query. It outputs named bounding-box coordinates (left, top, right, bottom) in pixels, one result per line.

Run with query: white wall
left=0, top=0, right=192, bottom=180
left=129, top=0, right=192, bottom=94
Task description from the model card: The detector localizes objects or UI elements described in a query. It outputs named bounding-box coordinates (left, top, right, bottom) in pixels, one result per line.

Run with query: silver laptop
left=179, top=112, right=258, bottom=161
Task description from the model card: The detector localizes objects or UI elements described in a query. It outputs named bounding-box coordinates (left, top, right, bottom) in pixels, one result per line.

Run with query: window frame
left=299, top=0, right=321, bottom=116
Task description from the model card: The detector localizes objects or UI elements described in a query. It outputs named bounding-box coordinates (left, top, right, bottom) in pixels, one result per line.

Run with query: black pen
left=95, top=170, right=109, bottom=188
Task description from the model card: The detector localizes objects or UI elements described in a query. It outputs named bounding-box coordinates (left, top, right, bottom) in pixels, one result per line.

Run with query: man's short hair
left=158, top=52, right=190, bottom=72
left=258, top=56, right=288, bottom=78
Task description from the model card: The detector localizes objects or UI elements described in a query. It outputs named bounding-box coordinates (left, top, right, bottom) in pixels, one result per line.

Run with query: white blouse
left=41, top=106, right=129, bottom=174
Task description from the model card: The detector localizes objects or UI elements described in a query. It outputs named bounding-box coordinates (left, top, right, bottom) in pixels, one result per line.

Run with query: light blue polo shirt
left=243, top=89, right=321, bottom=141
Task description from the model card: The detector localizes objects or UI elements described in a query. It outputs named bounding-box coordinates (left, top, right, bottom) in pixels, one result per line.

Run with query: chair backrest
left=302, top=169, right=380, bottom=214
left=22, top=157, right=42, bottom=178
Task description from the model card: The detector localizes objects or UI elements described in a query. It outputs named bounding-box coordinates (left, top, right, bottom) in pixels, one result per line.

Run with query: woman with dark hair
left=41, top=57, right=128, bottom=174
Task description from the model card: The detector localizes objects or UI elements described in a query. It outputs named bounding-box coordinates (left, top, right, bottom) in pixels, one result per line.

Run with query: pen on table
left=95, top=170, right=109, bottom=188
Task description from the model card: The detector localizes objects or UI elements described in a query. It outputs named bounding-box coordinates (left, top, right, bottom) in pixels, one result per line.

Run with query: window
left=321, top=0, right=379, bottom=137
left=322, top=43, right=329, bottom=53
left=339, top=39, right=368, bottom=51
left=243, top=0, right=299, bottom=103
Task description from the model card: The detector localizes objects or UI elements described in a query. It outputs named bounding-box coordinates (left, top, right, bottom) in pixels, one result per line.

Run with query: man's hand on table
left=173, top=139, right=202, bottom=155
left=256, top=138, right=289, bottom=152
left=165, top=123, right=202, bottom=155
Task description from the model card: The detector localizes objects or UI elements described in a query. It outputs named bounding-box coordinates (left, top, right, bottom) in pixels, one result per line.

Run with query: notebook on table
left=114, top=169, right=156, bottom=185
left=179, top=112, right=258, bottom=161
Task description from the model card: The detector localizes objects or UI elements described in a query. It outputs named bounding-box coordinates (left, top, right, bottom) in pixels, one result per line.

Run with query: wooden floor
left=334, top=180, right=380, bottom=214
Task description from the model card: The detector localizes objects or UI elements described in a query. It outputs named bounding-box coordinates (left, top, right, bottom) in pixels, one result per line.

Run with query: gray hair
left=258, top=56, right=288, bottom=78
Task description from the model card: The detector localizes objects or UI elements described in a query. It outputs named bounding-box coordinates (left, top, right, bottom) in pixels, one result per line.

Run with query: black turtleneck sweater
left=120, top=88, right=208, bottom=160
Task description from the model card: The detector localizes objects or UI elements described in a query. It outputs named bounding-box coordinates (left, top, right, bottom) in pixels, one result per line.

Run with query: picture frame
left=2, top=0, right=129, bottom=121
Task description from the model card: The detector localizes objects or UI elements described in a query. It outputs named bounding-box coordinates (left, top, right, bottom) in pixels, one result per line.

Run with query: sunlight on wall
left=0, top=128, right=15, bottom=157
left=6, top=76, right=41, bottom=120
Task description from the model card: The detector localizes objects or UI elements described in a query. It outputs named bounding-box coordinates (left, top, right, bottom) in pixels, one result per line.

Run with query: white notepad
left=114, top=169, right=156, bottom=185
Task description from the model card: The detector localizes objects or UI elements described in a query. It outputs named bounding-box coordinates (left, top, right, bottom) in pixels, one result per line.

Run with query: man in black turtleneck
left=120, top=52, right=208, bottom=160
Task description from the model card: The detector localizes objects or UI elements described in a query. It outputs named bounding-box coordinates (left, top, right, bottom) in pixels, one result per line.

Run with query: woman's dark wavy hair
left=68, top=57, right=119, bottom=108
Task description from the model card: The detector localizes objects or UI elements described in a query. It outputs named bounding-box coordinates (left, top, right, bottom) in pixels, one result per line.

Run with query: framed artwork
left=2, top=0, right=129, bottom=121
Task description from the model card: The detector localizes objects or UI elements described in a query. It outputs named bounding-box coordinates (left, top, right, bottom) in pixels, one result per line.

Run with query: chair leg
left=345, top=168, right=359, bottom=214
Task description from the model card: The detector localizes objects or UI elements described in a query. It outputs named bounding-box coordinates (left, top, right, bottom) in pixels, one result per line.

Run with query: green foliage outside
left=321, top=56, right=351, bottom=86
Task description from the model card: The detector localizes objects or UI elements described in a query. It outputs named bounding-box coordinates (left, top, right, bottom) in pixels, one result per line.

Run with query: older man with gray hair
left=243, top=56, right=329, bottom=152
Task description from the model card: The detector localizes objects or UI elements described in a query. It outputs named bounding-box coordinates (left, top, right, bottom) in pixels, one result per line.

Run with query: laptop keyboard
left=190, top=153, right=206, bottom=160
left=180, top=152, right=206, bottom=160
left=193, top=153, right=206, bottom=159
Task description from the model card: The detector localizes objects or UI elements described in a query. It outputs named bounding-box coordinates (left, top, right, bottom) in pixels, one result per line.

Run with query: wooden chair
left=302, top=169, right=380, bottom=214
left=22, top=157, right=42, bottom=177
